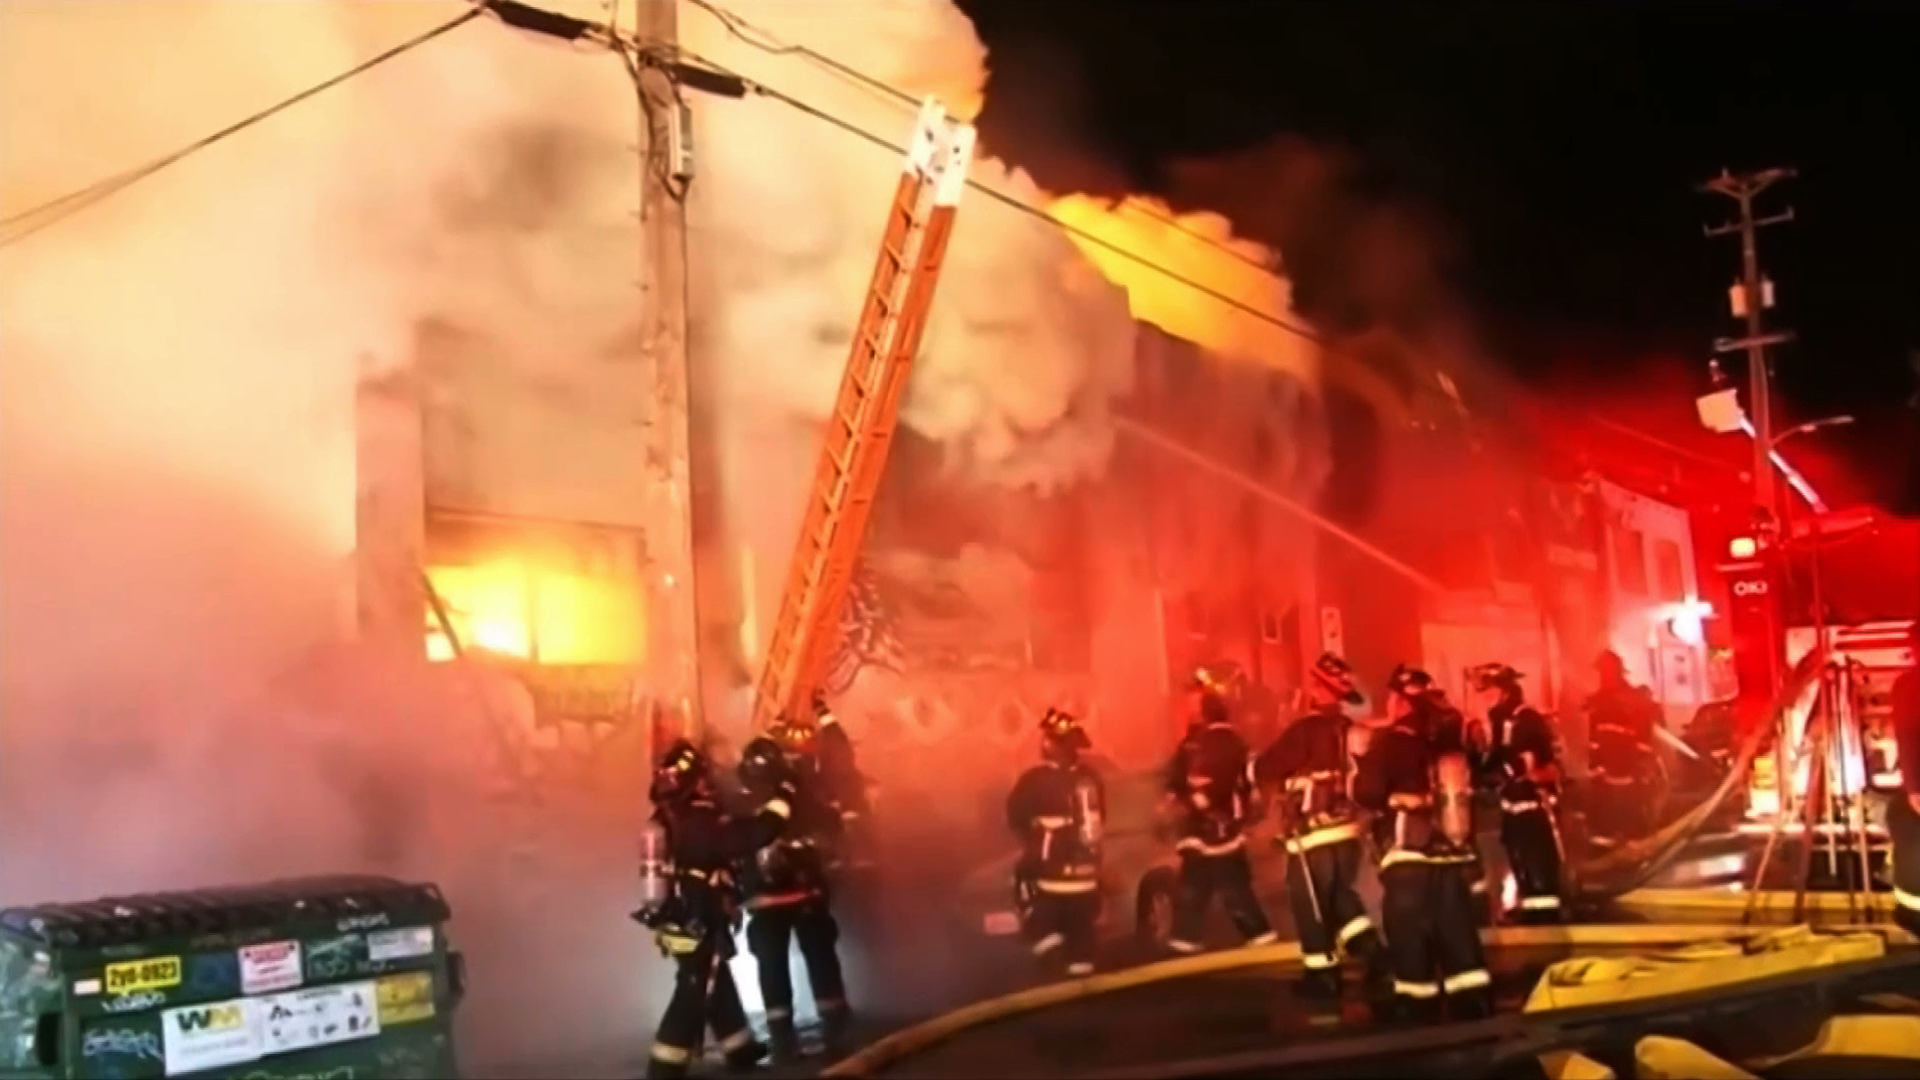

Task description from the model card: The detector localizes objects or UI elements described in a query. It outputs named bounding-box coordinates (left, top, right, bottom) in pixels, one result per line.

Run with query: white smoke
left=686, top=0, right=1136, bottom=484
left=0, top=0, right=1135, bottom=1069
left=1, top=3, right=662, bottom=1073
left=681, top=0, right=1136, bottom=683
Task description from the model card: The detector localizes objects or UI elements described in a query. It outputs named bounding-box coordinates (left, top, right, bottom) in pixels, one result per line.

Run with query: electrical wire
left=682, top=0, right=1282, bottom=278
left=4, top=0, right=1344, bottom=385
left=4, top=0, right=1327, bottom=367
left=0, top=6, right=484, bottom=250
left=681, top=5, right=1772, bottom=452
left=651, top=40, right=1333, bottom=356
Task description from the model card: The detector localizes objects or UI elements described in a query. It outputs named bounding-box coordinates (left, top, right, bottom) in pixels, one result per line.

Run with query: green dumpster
left=0, top=875, right=464, bottom=1079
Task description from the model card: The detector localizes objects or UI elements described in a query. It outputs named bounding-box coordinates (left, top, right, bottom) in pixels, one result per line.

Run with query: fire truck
left=1718, top=509, right=1917, bottom=826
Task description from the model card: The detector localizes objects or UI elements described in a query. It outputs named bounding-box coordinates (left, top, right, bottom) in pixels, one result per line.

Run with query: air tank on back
left=1074, top=773, right=1104, bottom=849
left=1435, top=751, right=1475, bottom=846
left=637, top=819, right=672, bottom=908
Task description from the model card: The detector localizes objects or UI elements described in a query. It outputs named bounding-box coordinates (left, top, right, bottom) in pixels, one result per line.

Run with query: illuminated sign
left=1728, top=536, right=1758, bottom=559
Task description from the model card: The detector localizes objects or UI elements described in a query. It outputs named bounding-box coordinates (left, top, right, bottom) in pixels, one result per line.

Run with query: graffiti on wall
left=833, top=667, right=1100, bottom=843
left=821, top=565, right=908, bottom=696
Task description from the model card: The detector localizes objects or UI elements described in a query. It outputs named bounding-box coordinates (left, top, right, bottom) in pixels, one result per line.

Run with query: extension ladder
left=750, top=99, right=977, bottom=732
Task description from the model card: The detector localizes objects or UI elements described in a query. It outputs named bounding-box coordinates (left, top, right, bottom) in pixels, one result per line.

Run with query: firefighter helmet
left=1469, top=662, right=1524, bottom=693
left=650, top=739, right=710, bottom=805
left=1310, top=651, right=1364, bottom=705
left=768, top=715, right=817, bottom=758
left=1387, top=664, right=1436, bottom=699
left=738, top=735, right=794, bottom=791
left=1595, top=650, right=1627, bottom=681
left=1039, top=706, right=1092, bottom=762
left=1191, top=661, right=1247, bottom=699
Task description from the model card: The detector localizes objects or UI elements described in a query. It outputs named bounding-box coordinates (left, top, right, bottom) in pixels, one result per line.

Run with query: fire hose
left=1569, top=649, right=1825, bottom=902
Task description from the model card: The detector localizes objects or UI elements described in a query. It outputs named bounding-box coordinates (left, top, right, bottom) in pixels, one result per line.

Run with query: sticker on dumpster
left=376, top=972, right=435, bottom=1025
left=239, top=940, right=304, bottom=995
left=261, top=981, right=380, bottom=1056
left=105, top=956, right=182, bottom=996
left=365, top=927, right=433, bottom=963
left=162, top=998, right=262, bottom=1075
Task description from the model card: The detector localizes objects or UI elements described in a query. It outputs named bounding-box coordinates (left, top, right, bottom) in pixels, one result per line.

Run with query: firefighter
left=1354, top=674, right=1494, bottom=1022
left=1421, top=682, right=1471, bottom=757
left=635, top=740, right=784, bottom=1078
left=809, top=692, right=872, bottom=837
left=1252, top=652, right=1386, bottom=1000
left=1163, top=690, right=1279, bottom=953
left=1471, top=663, right=1566, bottom=924
left=738, top=726, right=852, bottom=1062
left=1394, top=668, right=1493, bottom=915
left=1006, top=708, right=1107, bottom=977
left=1888, top=621, right=1919, bottom=937
left=807, top=694, right=880, bottom=924
left=1586, top=651, right=1660, bottom=849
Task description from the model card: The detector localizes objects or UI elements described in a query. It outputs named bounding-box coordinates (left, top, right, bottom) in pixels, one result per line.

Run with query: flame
left=1044, top=195, right=1318, bottom=380
left=424, top=559, right=646, bottom=666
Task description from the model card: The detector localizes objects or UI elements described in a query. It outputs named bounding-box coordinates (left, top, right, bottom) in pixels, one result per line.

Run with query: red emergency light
left=1728, top=536, right=1758, bottom=559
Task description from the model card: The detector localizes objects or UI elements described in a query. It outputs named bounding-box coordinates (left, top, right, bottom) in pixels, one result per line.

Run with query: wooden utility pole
left=354, top=365, right=427, bottom=654
left=631, top=0, right=704, bottom=742
left=1701, top=167, right=1796, bottom=527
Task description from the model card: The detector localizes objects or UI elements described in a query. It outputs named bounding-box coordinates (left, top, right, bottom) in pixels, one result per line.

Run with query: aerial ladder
left=748, top=100, right=978, bottom=732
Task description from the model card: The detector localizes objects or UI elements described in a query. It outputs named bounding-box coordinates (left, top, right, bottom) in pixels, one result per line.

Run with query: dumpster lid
left=0, top=875, right=450, bottom=950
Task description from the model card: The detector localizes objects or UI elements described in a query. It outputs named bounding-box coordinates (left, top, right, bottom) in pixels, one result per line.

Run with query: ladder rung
left=753, top=100, right=976, bottom=729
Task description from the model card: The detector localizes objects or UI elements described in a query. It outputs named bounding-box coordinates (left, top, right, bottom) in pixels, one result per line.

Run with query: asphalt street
left=863, top=947, right=1570, bottom=1079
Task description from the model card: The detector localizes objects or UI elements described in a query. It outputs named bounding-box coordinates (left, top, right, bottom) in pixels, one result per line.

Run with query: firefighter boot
left=722, top=1036, right=769, bottom=1072
left=766, top=1018, right=802, bottom=1065
left=820, top=1001, right=854, bottom=1058
left=1294, top=968, right=1342, bottom=1001
left=646, top=1051, right=692, bottom=1080
left=1347, top=932, right=1394, bottom=1004
left=1448, top=987, right=1496, bottom=1022
left=1387, top=994, right=1446, bottom=1024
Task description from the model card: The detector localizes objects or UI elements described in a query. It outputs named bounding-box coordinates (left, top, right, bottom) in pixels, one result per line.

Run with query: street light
left=1696, top=383, right=1852, bottom=513
left=1763, top=414, right=1855, bottom=448
left=1735, top=414, right=1851, bottom=514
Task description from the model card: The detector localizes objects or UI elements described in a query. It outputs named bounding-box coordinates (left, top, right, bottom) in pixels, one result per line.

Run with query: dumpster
left=0, top=875, right=463, bottom=1079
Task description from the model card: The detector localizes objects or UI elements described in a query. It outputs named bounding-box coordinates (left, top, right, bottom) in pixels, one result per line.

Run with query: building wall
left=1120, top=326, right=1328, bottom=739
left=1595, top=478, right=1710, bottom=724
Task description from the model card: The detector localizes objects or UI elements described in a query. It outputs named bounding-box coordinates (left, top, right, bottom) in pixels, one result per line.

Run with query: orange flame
left=1044, top=195, right=1318, bottom=380
left=424, top=559, right=646, bottom=666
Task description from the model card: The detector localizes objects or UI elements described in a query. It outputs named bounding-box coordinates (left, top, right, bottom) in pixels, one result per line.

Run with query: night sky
left=958, top=0, right=1919, bottom=511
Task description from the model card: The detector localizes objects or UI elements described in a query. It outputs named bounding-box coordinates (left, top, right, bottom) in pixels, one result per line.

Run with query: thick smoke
left=0, top=0, right=1153, bottom=1067
left=1, top=2, right=667, bottom=1073
left=682, top=0, right=1138, bottom=670
left=681, top=0, right=1155, bottom=1021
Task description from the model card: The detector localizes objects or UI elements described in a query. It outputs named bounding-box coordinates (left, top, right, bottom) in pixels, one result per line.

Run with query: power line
left=682, top=0, right=1281, bottom=278
left=5, top=0, right=1325, bottom=360
left=624, top=24, right=1429, bottom=416
left=0, top=6, right=484, bottom=250
left=651, top=43, right=1333, bottom=357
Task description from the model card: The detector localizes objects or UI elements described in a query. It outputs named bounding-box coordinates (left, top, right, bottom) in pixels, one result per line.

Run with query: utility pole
left=1701, top=167, right=1796, bottom=528
left=632, top=0, right=704, bottom=744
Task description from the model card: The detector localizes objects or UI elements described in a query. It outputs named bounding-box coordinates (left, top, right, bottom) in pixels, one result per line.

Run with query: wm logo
left=173, top=1003, right=245, bottom=1033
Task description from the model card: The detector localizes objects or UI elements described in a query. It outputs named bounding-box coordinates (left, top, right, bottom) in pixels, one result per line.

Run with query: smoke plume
left=681, top=0, right=1143, bottom=672
left=0, top=0, right=1162, bottom=1068
left=0, top=2, right=670, bottom=1073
